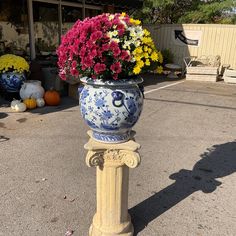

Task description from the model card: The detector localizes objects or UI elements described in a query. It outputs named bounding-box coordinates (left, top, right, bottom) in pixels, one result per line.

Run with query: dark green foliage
left=133, top=0, right=236, bottom=24
left=179, top=0, right=236, bottom=23
left=161, top=48, right=174, bottom=64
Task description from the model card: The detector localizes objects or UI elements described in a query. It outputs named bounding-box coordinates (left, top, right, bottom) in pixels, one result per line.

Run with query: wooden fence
left=145, top=24, right=236, bottom=69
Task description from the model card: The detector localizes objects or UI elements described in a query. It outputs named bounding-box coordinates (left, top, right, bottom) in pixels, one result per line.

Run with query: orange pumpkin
left=44, top=89, right=60, bottom=106
left=23, top=98, right=37, bottom=109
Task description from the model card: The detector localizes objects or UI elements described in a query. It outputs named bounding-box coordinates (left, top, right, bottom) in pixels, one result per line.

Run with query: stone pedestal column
left=85, top=131, right=141, bottom=236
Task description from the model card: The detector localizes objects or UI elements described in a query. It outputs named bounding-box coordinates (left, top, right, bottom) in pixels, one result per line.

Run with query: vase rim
left=23, top=80, right=41, bottom=84
left=80, top=76, right=143, bottom=86
left=2, top=71, right=24, bottom=75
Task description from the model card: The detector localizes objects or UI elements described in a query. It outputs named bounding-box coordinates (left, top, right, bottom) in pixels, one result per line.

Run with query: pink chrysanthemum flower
left=57, top=13, right=163, bottom=81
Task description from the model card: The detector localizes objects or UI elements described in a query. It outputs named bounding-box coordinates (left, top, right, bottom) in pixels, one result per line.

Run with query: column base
left=89, top=214, right=134, bottom=236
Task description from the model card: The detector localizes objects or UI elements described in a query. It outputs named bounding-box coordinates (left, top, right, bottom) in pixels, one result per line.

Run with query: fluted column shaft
left=85, top=131, right=141, bottom=236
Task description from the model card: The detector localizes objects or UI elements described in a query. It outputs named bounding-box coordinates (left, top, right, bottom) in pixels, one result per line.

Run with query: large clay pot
left=79, top=77, right=144, bottom=143
left=0, top=72, right=26, bottom=93
left=20, top=80, right=45, bottom=99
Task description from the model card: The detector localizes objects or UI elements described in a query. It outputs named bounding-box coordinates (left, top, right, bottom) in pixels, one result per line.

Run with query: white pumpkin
left=11, top=99, right=21, bottom=110
left=15, top=102, right=27, bottom=112
left=36, top=98, right=45, bottom=107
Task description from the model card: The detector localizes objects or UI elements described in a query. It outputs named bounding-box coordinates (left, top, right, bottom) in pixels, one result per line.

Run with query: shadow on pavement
left=0, top=113, right=8, bottom=119
left=145, top=97, right=236, bottom=111
left=0, top=96, right=79, bottom=115
left=142, top=73, right=184, bottom=87
left=0, top=135, right=10, bottom=142
left=129, top=141, right=236, bottom=235
left=30, top=97, right=79, bottom=115
left=0, top=96, right=10, bottom=108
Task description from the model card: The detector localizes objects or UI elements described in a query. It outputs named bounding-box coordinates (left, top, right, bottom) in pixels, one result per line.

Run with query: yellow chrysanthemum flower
left=142, top=37, right=152, bottom=44
left=130, top=18, right=134, bottom=23
left=143, top=29, right=151, bottom=36
left=150, top=52, right=158, bottom=61
left=135, top=55, right=142, bottom=61
left=156, top=66, right=163, bottom=74
left=133, top=66, right=141, bottom=74
left=143, top=46, right=148, bottom=52
left=121, top=12, right=126, bottom=16
left=145, top=59, right=150, bottom=66
left=135, top=47, right=143, bottom=54
left=130, top=18, right=141, bottom=25
left=144, top=53, right=149, bottom=59
left=137, top=60, right=144, bottom=68
left=158, top=51, right=163, bottom=64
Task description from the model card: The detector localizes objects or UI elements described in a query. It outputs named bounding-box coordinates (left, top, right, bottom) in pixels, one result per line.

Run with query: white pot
left=20, top=80, right=45, bottom=99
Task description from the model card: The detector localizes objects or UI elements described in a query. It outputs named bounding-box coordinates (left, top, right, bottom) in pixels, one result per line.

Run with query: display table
left=223, top=68, right=236, bottom=84
left=184, top=55, right=220, bottom=82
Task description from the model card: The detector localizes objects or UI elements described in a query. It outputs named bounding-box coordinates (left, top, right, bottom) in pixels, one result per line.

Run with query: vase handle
left=111, top=91, right=124, bottom=107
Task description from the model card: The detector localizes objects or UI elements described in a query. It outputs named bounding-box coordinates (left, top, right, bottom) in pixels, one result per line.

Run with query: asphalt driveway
left=0, top=76, right=236, bottom=236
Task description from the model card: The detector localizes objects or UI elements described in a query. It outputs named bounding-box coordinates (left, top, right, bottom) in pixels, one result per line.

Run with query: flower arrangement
left=57, top=13, right=163, bottom=81
left=0, top=54, right=29, bottom=74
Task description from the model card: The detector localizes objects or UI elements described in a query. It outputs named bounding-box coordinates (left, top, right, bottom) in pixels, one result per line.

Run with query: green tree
left=133, top=0, right=236, bottom=24
left=179, top=0, right=236, bottom=23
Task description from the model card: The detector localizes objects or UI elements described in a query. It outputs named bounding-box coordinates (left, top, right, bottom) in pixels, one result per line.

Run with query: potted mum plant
left=57, top=13, right=163, bottom=143
left=0, top=54, right=29, bottom=93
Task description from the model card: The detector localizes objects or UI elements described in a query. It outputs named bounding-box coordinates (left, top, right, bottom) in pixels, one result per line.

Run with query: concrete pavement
left=0, top=76, right=236, bottom=236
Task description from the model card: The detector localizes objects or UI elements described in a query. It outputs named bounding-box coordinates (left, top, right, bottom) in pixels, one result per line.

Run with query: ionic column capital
left=86, top=149, right=140, bottom=168
left=84, top=131, right=141, bottom=168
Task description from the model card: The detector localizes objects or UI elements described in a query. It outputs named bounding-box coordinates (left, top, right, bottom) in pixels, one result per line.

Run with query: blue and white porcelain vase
left=79, top=77, right=144, bottom=143
left=0, top=72, right=26, bottom=93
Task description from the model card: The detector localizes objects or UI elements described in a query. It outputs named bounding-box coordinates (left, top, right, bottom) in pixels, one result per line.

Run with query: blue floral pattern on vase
left=0, top=72, right=26, bottom=93
left=79, top=77, right=144, bottom=143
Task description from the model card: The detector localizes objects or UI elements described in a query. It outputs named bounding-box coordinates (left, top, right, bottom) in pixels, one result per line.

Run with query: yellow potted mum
left=0, top=54, right=29, bottom=93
